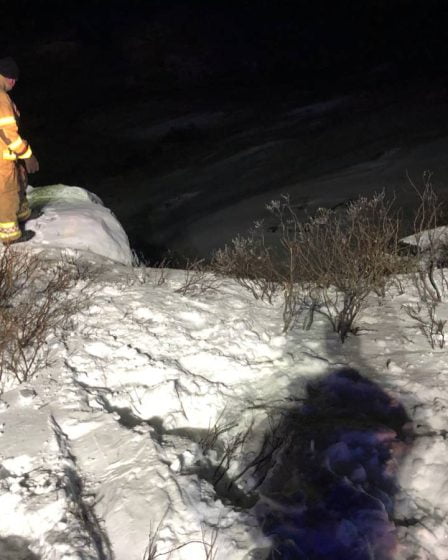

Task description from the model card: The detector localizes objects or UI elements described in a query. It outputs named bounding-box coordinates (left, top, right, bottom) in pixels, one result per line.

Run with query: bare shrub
left=143, top=509, right=171, bottom=560
left=200, top=524, right=220, bottom=560
left=199, top=410, right=237, bottom=455
left=132, top=256, right=171, bottom=287
left=401, top=173, right=448, bottom=348
left=272, top=193, right=403, bottom=339
left=407, top=171, right=448, bottom=302
left=403, top=302, right=446, bottom=349
left=0, top=247, right=90, bottom=384
left=199, top=412, right=284, bottom=496
left=212, top=420, right=255, bottom=487
left=212, top=227, right=280, bottom=304
left=175, top=259, right=220, bottom=297
left=57, top=250, right=105, bottom=284
left=142, top=508, right=221, bottom=560
left=229, top=413, right=284, bottom=492
left=0, top=246, right=39, bottom=303
left=214, top=193, right=403, bottom=341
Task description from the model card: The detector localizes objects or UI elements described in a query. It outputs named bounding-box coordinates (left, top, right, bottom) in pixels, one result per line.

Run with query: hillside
left=0, top=184, right=447, bottom=559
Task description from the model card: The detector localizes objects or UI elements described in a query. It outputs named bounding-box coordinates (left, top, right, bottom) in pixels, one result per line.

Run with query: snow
left=401, top=226, right=448, bottom=251
left=127, top=111, right=227, bottom=140
left=285, top=96, right=352, bottom=119
left=1, top=182, right=448, bottom=559
left=124, top=89, right=448, bottom=261
left=25, top=185, right=133, bottom=266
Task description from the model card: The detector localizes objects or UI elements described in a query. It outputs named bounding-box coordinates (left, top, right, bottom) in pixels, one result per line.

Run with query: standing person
left=0, top=57, right=39, bottom=244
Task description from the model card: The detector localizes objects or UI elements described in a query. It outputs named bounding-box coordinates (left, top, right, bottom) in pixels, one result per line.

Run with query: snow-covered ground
left=96, top=85, right=448, bottom=260
left=1, top=184, right=448, bottom=559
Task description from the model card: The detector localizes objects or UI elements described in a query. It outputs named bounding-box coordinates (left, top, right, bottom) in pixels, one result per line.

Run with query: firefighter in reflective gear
left=0, top=57, right=39, bottom=244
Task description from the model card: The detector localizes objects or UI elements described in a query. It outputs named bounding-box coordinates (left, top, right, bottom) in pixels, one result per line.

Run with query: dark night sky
left=2, top=1, right=446, bottom=117
left=4, top=1, right=448, bottom=86
left=1, top=1, right=446, bottom=175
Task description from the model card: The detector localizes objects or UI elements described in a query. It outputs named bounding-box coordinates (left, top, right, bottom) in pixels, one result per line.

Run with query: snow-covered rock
left=25, top=184, right=133, bottom=266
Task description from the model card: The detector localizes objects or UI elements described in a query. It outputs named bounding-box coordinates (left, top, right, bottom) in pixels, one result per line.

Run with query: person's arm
left=0, top=93, right=38, bottom=172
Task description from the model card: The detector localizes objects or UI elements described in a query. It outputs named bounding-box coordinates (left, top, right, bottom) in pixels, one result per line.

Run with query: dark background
left=1, top=0, right=448, bottom=258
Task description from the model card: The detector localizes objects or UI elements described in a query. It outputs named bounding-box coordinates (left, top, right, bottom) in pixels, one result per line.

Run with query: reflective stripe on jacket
left=0, top=90, right=32, bottom=162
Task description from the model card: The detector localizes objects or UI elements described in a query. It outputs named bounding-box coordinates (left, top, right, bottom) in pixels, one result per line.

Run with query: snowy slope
left=0, top=187, right=448, bottom=559
left=103, top=87, right=448, bottom=260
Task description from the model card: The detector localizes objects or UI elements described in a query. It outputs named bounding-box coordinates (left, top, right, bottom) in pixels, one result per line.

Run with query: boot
left=2, top=230, right=35, bottom=245
left=19, top=209, right=43, bottom=222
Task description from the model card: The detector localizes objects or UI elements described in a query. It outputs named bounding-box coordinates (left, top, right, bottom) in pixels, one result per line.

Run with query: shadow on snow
left=0, top=536, right=41, bottom=560
left=254, top=368, right=413, bottom=560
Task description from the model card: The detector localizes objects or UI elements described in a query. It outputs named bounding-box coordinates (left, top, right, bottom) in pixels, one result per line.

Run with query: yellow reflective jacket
left=0, top=88, right=32, bottom=163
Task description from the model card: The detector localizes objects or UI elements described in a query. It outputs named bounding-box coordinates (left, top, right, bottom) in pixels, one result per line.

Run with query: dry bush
left=199, top=412, right=283, bottom=496
left=0, top=247, right=90, bottom=384
left=403, top=301, right=447, bottom=349
left=150, top=258, right=171, bottom=287
left=229, top=413, right=284, bottom=492
left=131, top=254, right=171, bottom=287
left=407, top=171, right=448, bottom=301
left=273, top=193, right=402, bottom=339
left=142, top=508, right=220, bottom=560
left=200, top=524, right=220, bottom=560
left=212, top=227, right=280, bottom=304
left=400, top=173, right=448, bottom=347
left=0, top=246, right=38, bottom=302
left=57, top=250, right=105, bottom=284
left=199, top=410, right=237, bottom=455
left=214, top=193, right=403, bottom=341
left=132, top=252, right=220, bottom=295
left=175, top=259, right=220, bottom=297
left=212, top=420, right=255, bottom=487
left=143, top=510, right=171, bottom=560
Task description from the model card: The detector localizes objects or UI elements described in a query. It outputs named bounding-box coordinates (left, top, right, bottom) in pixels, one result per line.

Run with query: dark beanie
left=0, top=57, right=19, bottom=79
